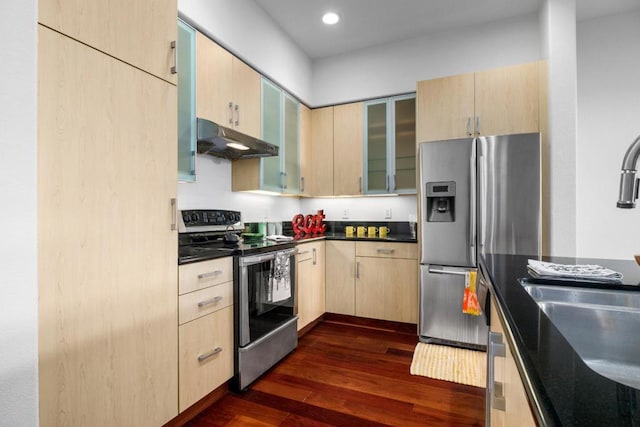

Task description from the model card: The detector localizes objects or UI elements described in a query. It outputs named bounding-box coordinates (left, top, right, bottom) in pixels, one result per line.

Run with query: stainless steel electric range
left=178, top=209, right=298, bottom=392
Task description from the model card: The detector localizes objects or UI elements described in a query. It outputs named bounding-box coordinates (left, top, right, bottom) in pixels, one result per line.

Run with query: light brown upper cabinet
left=39, top=0, right=178, bottom=84
left=417, top=61, right=541, bottom=142
left=333, top=102, right=364, bottom=196
left=196, top=32, right=260, bottom=139
left=232, top=79, right=300, bottom=193
left=309, top=106, right=335, bottom=196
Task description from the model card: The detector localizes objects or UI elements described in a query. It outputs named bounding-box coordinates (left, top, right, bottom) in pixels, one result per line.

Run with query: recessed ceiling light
left=322, top=12, right=340, bottom=25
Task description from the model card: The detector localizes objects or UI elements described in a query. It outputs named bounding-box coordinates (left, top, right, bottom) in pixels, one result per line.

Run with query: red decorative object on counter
left=291, top=210, right=326, bottom=237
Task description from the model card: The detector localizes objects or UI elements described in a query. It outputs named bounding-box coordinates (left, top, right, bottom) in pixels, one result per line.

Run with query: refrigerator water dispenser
left=426, top=181, right=455, bottom=222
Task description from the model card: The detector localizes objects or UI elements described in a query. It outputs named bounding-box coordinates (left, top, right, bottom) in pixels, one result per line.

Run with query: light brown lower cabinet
left=355, top=242, right=418, bottom=323
left=325, top=241, right=357, bottom=315
left=178, top=306, right=233, bottom=412
left=325, top=240, right=418, bottom=323
left=178, top=257, right=234, bottom=412
left=296, top=240, right=326, bottom=330
left=489, top=293, right=536, bottom=427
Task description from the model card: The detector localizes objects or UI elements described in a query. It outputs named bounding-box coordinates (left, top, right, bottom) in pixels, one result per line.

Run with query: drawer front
left=355, top=241, right=418, bottom=259
left=296, top=242, right=314, bottom=262
left=179, top=281, right=233, bottom=325
left=179, top=257, right=233, bottom=295
left=179, top=306, right=233, bottom=412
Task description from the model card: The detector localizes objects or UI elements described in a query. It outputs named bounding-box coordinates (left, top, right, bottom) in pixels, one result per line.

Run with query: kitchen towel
left=462, top=271, right=481, bottom=316
left=270, top=251, right=291, bottom=302
left=410, top=343, right=486, bottom=388
left=527, top=259, right=623, bottom=284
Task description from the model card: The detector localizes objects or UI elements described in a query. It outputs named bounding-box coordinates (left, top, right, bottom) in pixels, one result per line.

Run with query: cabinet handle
left=386, top=175, right=390, bottom=191
left=284, top=171, right=288, bottom=190
left=297, top=250, right=310, bottom=255
left=197, top=347, right=223, bottom=362
left=466, top=117, right=472, bottom=136
left=476, top=116, right=481, bottom=136
left=312, top=248, right=317, bottom=265
left=234, top=104, right=240, bottom=127
left=359, top=177, right=363, bottom=193
left=198, top=270, right=223, bottom=279
left=355, top=261, right=360, bottom=279
left=197, top=296, right=223, bottom=308
left=488, top=331, right=506, bottom=412
left=228, top=102, right=234, bottom=125
left=300, top=176, right=305, bottom=193
left=170, top=198, right=177, bottom=230
left=170, top=40, right=178, bottom=74
left=376, top=248, right=395, bottom=254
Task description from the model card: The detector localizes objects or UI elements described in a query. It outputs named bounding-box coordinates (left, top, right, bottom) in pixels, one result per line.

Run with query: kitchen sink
left=521, top=282, right=640, bottom=390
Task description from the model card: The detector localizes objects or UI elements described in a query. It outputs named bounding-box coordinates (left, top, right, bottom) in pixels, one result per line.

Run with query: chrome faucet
left=617, top=135, right=640, bottom=208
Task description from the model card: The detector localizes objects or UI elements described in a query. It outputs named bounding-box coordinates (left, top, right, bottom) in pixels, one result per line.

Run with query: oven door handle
left=238, top=247, right=296, bottom=266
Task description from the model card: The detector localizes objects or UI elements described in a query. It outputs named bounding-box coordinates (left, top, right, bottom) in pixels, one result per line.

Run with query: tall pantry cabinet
left=38, top=1, right=178, bottom=426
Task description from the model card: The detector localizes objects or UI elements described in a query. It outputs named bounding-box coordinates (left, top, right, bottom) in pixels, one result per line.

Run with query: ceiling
left=253, top=0, right=640, bottom=59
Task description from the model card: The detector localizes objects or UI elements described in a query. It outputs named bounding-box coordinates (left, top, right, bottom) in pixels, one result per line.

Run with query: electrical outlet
left=385, top=208, right=392, bottom=219
left=342, top=208, right=349, bottom=219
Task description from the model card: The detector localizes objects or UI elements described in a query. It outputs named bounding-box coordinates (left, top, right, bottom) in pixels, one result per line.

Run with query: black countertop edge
left=178, top=250, right=232, bottom=265
left=178, top=236, right=417, bottom=264
left=481, top=253, right=640, bottom=427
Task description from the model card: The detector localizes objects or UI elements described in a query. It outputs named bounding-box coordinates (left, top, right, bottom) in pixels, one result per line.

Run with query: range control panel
left=178, top=209, right=242, bottom=232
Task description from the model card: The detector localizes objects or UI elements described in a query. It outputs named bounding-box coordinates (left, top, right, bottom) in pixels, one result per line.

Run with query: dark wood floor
left=186, top=316, right=486, bottom=426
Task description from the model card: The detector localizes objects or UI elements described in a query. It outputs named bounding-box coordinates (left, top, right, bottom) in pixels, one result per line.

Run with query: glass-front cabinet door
left=364, top=94, right=416, bottom=194
left=394, top=96, right=417, bottom=192
left=260, top=78, right=300, bottom=194
left=283, top=94, right=300, bottom=193
left=177, top=19, right=196, bottom=182
left=261, top=80, right=282, bottom=192
left=365, top=101, right=388, bottom=192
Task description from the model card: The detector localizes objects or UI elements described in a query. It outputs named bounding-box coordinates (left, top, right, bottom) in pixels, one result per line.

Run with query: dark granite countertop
left=291, top=233, right=417, bottom=244
left=481, top=253, right=640, bottom=426
left=281, top=220, right=417, bottom=244
left=320, top=232, right=417, bottom=243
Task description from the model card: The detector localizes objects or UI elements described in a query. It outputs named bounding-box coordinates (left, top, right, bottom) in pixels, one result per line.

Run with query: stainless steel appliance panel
left=419, top=138, right=476, bottom=267
left=236, top=316, right=297, bottom=391
left=477, top=133, right=541, bottom=257
left=419, top=265, right=488, bottom=348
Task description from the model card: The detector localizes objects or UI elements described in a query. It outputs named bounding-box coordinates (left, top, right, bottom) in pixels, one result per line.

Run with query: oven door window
left=246, top=257, right=295, bottom=343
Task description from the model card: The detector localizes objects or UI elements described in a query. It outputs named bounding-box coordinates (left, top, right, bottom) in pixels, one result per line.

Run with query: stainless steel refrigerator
left=418, top=133, right=541, bottom=349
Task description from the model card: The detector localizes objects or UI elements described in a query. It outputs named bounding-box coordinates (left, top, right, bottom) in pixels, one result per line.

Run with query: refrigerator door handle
left=427, top=266, right=467, bottom=277
left=477, top=138, right=486, bottom=253
left=469, top=140, right=477, bottom=264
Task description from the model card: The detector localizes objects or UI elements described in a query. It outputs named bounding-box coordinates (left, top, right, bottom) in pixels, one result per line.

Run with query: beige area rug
left=410, top=342, right=486, bottom=388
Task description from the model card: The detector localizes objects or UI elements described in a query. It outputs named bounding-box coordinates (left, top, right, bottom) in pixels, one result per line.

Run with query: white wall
left=576, top=9, right=640, bottom=259
left=300, top=196, right=417, bottom=222
left=178, top=0, right=313, bottom=103
left=539, top=0, right=578, bottom=256
left=0, top=1, right=39, bottom=425
left=311, top=13, right=541, bottom=106
left=178, top=155, right=302, bottom=222
left=177, top=155, right=417, bottom=224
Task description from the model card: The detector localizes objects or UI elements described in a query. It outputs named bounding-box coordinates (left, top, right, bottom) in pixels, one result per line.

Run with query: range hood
left=196, top=118, right=278, bottom=160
